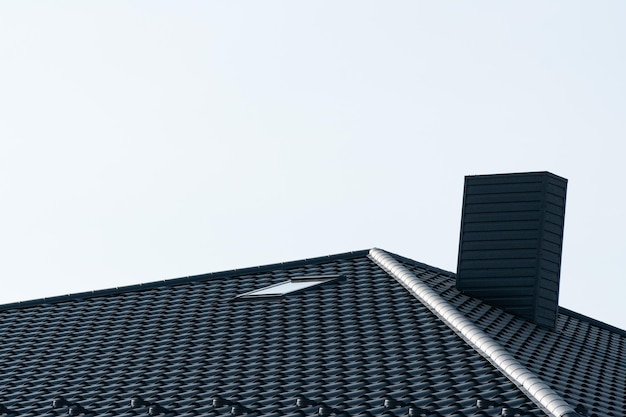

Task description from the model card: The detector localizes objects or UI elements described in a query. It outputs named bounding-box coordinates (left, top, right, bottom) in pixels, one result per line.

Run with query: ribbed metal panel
left=456, top=172, right=567, bottom=329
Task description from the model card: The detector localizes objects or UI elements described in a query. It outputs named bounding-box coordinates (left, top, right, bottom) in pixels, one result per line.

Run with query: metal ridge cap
left=368, top=248, right=578, bottom=417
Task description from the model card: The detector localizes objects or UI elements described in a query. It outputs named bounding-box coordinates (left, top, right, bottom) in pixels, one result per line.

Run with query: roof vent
left=236, top=275, right=342, bottom=299
left=456, top=172, right=567, bottom=329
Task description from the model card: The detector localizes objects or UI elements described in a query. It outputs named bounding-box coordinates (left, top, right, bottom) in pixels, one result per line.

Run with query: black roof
left=0, top=249, right=623, bottom=417
left=397, top=254, right=625, bottom=417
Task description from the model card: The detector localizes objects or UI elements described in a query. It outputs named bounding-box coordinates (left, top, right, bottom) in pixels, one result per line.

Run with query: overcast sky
left=1, top=2, right=625, bottom=330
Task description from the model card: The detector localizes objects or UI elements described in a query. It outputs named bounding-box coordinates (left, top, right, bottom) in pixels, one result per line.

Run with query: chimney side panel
left=456, top=172, right=567, bottom=329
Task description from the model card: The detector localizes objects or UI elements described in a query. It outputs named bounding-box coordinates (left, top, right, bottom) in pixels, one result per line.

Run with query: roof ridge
left=0, top=249, right=370, bottom=311
left=368, top=248, right=581, bottom=417
left=380, top=250, right=456, bottom=276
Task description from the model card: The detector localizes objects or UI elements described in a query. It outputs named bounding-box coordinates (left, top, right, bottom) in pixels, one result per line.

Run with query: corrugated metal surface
left=456, top=172, right=567, bottom=329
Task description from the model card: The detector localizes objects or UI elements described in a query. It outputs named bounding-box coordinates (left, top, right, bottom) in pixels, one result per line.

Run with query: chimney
left=456, top=172, right=567, bottom=329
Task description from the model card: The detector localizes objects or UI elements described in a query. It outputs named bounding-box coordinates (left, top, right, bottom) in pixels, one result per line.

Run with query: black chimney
left=456, top=172, right=567, bottom=329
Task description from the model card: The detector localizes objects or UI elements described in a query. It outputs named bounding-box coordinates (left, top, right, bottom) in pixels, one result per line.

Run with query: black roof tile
left=0, top=249, right=620, bottom=417
left=397, top=254, right=625, bottom=417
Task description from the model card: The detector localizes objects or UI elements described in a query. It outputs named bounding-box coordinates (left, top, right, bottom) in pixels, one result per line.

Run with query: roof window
left=237, top=275, right=341, bottom=299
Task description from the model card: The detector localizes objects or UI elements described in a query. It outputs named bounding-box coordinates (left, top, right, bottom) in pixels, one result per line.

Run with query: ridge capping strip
left=368, top=248, right=578, bottom=417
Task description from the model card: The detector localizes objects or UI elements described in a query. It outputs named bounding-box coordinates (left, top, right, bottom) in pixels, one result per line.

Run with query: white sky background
left=1, top=2, right=625, bottom=330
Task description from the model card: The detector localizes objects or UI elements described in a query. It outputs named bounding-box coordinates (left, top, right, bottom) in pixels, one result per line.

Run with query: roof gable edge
left=559, top=307, right=626, bottom=337
left=0, top=249, right=370, bottom=311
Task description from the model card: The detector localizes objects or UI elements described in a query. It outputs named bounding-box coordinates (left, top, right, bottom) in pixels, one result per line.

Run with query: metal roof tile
left=0, top=251, right=592, bottom=417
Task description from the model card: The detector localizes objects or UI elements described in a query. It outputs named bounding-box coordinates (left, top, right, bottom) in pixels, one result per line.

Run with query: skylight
left=237, top=275, right=341, bottom=299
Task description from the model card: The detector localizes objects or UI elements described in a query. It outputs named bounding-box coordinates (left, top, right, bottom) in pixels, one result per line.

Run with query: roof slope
left=396, top=254, right=626, bottom=417
left=0, top=251, right=544, bottom=417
